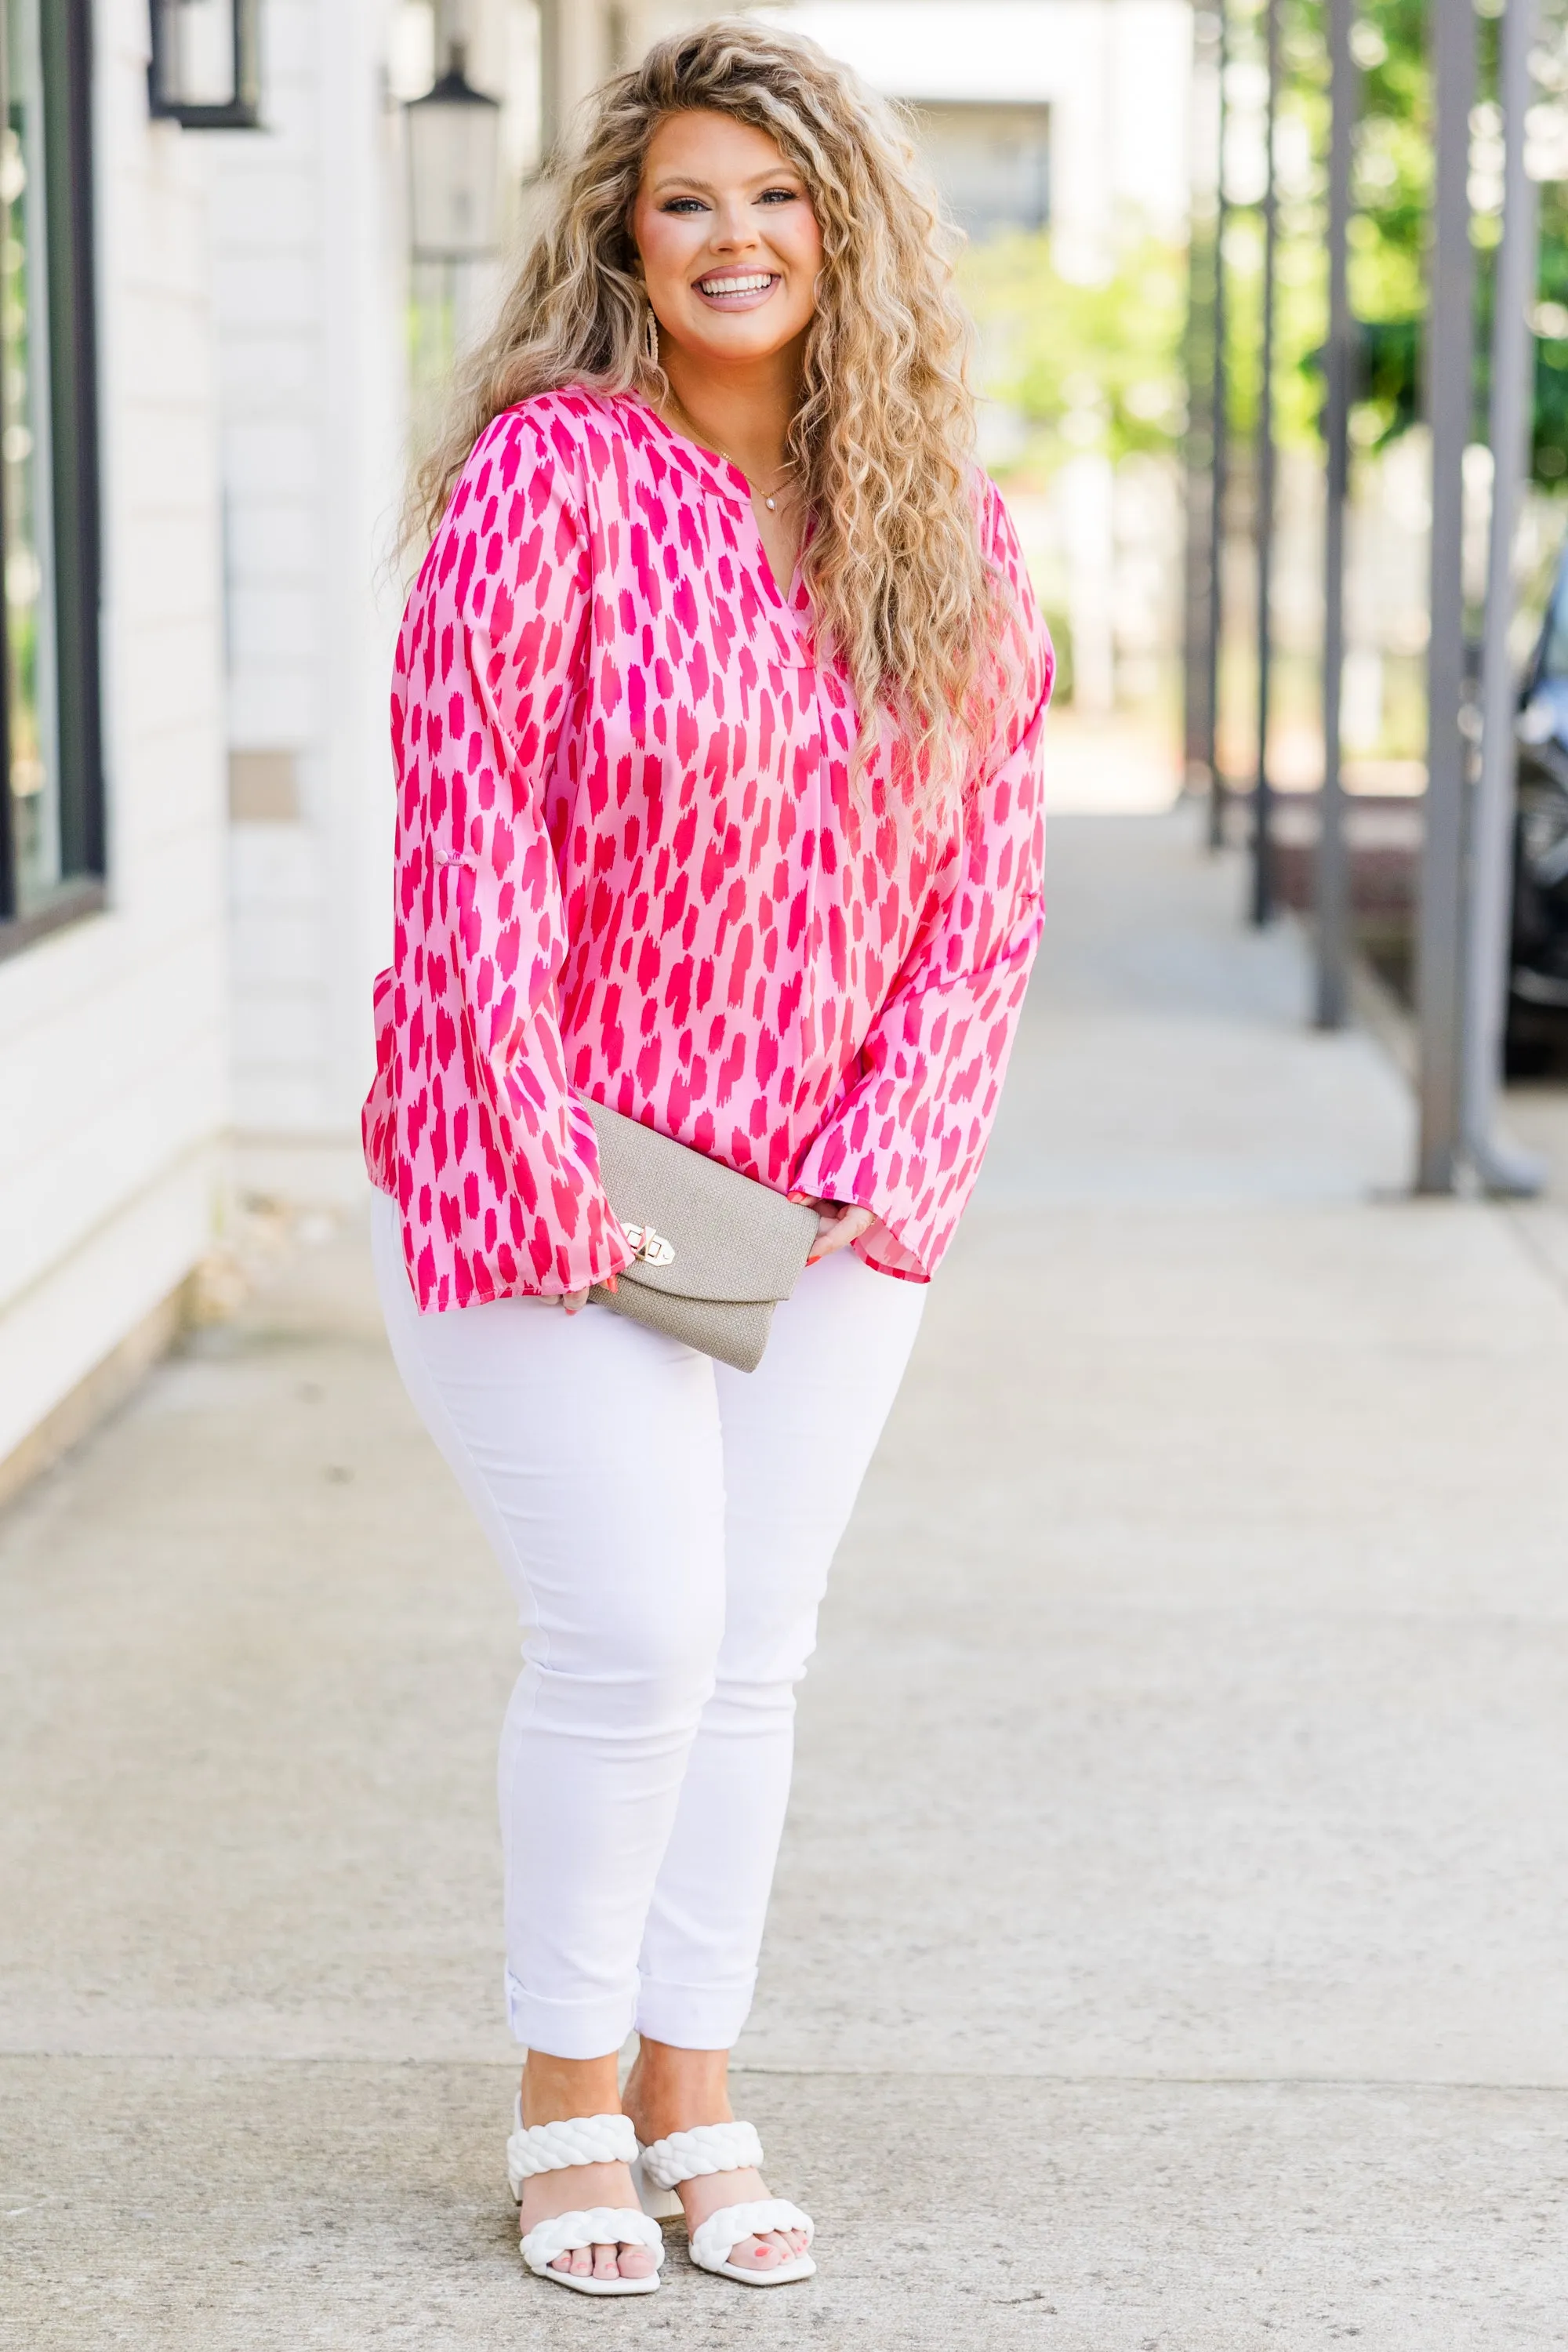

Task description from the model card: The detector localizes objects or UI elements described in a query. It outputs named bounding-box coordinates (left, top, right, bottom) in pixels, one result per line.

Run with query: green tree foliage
left=958, top=228, right=1189, bottom=472
left=1341, top=0, right=1433, bottom=447
left=1529, top=113, right=1568, bottom=477
left=957, top=0, right=1568, bottom=494
left=1298, top=0, right=1568, bottom=481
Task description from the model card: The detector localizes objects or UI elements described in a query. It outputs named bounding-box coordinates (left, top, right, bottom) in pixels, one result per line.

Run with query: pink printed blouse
left=362, top=389, right=1051, bottom=1310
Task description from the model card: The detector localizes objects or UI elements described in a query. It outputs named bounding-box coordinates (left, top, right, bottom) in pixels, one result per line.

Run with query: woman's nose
left=707, top=201, right=758, bottom=250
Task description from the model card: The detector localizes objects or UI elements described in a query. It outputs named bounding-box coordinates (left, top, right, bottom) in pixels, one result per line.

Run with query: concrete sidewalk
left=4, top=808, right=1566, bottom=2348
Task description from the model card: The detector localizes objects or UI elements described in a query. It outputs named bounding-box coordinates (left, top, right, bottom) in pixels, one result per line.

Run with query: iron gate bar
left=1465, top=0, right=1547, bottom=1192
left=1181, top=5, right=1221, bottom=804
left=1316, top=0, right=1354, bottom=1029
left=1207, top=0, right=1230, bottom=851
left=1415, top=0, right=1478, bottom=1192
left=1251, top=0, right=1281, bottom=924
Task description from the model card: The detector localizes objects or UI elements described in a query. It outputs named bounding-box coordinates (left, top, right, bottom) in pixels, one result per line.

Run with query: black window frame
left=147, top=0, right=262, bottom=132
left=0, top=0, right=103, bottom=958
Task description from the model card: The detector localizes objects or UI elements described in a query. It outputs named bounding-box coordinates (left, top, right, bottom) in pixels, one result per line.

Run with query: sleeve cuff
left=851, top=1217, right=931, bottom=1283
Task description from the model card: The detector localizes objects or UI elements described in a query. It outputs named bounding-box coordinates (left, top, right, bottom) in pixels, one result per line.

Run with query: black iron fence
left=1181, top=0, right=1551, bottom=1193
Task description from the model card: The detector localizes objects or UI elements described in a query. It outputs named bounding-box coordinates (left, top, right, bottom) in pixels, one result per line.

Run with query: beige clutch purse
left=585, top=1101, right=819, bottom=1373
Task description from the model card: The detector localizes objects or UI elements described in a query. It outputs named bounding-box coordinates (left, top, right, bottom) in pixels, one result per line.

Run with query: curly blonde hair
left=414, top=21, right=1017, bottom=800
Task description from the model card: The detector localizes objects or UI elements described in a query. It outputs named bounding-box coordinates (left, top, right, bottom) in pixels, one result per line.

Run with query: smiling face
left=630, top=109, right=823, bottom=373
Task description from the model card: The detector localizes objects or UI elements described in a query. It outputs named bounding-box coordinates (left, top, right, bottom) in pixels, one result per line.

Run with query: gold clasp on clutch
left=623, top=1223, right=677, bottom=1269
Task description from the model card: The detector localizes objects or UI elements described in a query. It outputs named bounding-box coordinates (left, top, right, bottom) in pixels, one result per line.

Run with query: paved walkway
left=4, top=808, right=1567, bottom=2348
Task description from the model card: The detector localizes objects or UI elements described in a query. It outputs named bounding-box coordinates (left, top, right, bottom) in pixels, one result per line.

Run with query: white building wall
left=0, top=0, right=228, bottom=1475
left=212, top=0, right=405, bottom=1203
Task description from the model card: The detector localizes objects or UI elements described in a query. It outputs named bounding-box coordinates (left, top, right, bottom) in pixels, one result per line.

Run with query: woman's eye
left=662, top=196, right=707, bottom=215
left=759, top=187, right=799, bottom=205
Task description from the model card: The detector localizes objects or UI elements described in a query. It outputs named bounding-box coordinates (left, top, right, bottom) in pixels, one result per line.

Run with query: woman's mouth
left=692, top=270, right=780, bottom=311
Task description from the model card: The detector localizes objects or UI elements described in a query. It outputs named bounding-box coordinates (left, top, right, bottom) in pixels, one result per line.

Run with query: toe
left=591, top=2242, right=620, bottom=2279
left=617, top=2241, right=656, bottom=2279
left=729, top=2231, right=786, bottom=2270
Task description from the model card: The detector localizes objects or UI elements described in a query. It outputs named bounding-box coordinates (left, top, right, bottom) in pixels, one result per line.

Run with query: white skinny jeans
left=371, top=1191, right=924, bottom=2059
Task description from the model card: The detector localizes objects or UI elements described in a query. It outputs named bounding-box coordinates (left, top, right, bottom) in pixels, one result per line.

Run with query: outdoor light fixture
left=147, top=0, right=261, bottom=129
left=406, top=43, right=503, bottom=263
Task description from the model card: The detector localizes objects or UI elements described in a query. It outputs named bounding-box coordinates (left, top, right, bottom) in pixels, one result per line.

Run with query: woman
left=364, top=22, right=1051, bottom=2299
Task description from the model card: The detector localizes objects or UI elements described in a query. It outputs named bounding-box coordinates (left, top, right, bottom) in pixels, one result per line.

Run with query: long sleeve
left=792, top=504, right=1052, bottom=1282
left=369, top=410, right=632, bottom=1309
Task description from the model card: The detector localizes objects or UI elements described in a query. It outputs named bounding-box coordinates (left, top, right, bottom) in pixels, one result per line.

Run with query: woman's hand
left=561, top=1200, right=871, bottom=1307
left=804, top=1199, right=875, bottom=1265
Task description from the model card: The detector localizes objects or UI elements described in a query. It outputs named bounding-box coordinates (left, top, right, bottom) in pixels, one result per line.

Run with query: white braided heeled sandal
left=636, top=2120, right=815, bottom=2287
left=506, top=2105, right=664, bottom=2297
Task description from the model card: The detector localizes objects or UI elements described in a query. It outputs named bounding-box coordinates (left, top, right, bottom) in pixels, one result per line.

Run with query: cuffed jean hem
left=633, top=1973, right=757, bottom=2052
left=506, top=1969, right=638, bottom=2060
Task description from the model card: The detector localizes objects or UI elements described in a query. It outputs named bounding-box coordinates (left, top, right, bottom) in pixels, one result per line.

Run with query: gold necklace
left=661, top=393, right=796, bottom=512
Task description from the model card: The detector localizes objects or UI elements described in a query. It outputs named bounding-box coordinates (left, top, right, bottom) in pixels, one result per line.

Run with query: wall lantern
left=406, top=43, right=503, bottom=263
left=148, top=0, right=262, bottom=129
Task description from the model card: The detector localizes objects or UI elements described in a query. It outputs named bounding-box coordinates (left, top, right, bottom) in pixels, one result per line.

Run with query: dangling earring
left=643, top=303, right=660, bottom=368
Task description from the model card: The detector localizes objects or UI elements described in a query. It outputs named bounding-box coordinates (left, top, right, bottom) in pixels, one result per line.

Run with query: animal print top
left=362, top=389, right=1052, bottom=1311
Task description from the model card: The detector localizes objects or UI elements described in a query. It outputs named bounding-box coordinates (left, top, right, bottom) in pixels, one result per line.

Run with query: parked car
left=1508, top=554, right=1568, bottom=1069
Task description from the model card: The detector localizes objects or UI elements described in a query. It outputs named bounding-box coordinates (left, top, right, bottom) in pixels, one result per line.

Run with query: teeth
left=699, top=273, right=773, bottom=295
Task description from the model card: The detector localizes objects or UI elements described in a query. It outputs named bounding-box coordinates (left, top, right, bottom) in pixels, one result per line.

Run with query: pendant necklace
left=662, top=392, right=795, bottom=511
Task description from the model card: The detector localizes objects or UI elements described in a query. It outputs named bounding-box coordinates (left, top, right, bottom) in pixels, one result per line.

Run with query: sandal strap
left=506, top=2111, right=637, bottom=2196
left=689, top=2197, right=814, bottom=2272
left=640, top=2119, right=764, bottom=2189
left=520, top=2206, right=665, bottom=2275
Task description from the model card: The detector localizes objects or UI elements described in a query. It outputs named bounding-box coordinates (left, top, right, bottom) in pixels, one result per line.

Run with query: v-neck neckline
left=625, top=394, right=813, bottom=637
